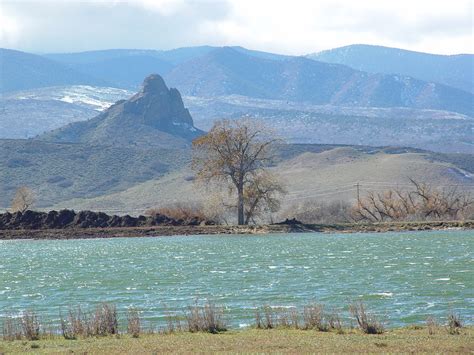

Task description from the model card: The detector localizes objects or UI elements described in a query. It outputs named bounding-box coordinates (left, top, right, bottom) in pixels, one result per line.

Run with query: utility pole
left=355, top=182, right=360, bottom=207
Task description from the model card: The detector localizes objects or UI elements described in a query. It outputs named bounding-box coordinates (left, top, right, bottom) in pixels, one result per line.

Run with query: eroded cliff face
left=122, top=74, right=195, bottom=134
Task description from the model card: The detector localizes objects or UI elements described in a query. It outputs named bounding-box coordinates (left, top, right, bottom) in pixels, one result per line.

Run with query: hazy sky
left=0, top=0, right=472, bottom=55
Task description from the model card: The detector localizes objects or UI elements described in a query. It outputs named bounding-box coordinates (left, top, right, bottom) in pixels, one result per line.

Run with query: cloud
left=0, top=0, right=472, bottom=54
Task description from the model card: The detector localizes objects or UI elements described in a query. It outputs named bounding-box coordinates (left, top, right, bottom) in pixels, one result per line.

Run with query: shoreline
left=0, top=220, right=472, bottom=240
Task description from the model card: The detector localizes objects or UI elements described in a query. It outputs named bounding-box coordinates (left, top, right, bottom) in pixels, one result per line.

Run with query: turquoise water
left=0, top=230, right=472, bottom=327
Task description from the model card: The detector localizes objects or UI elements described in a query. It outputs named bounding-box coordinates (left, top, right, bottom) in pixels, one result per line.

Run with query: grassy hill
left=0, top=139, right=190, bottom=208
left=49, top=145, right=474, bottom=216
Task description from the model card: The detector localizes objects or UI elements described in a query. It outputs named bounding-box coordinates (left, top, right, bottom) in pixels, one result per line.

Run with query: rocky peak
left=40, top=74, right=202, bottom=146
left=141, top=73, right=168, bottom=94
left=117, top=74, right=198, bottom=137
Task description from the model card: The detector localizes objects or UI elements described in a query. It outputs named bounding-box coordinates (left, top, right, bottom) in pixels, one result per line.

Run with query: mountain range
left=2, top=45, right=472, bottom=116
left=309, top=44, right=473, bottom=93
left=0, top=46, right=474, bottom=115
left=164, top=47, right=473, bottom=116
left=0, top=70, right=473, bottom=212
left=1, top=44, right=473, bottom=154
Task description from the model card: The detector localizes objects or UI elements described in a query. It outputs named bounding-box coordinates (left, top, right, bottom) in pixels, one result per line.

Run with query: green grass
left=0, top=327, right=473, bottom=353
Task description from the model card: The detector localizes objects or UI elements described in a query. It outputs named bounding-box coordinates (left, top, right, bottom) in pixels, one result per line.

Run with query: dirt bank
left=0, top=220, right=472, bottom=240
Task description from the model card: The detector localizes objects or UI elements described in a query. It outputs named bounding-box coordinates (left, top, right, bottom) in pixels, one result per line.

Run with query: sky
left=0, top=0, right=472, bottom=55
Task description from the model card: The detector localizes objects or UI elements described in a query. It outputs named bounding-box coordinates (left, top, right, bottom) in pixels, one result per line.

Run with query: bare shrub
left=352, top=179, right=473, bottom=222
left=262, top=306, right=275, bottom=329
left=59, top=313, right=75, bottom=340
left=164, top=309, right=182, bottom=333
left=60, top=304, right=118, bottom=338
left=185, top=301, right=226, bottom=333
left=254, top=307, right=263, bottom=329
left=282, top=200, right=352, bottom=224
left=302, top=304, right=329, bottom=331
left=255, top=306, right=302, bottom=329
left=11, top=186, right=36, bottom=213
left=447, top=311, right=463, bottom=335
left=349, top=302, right=384, bottom=334
left=21, top=311, right=40, bottom=340
left=2, top=316, right=22, bottom=341
left=127, top=308, right=141, bottom=338
left=145, top=202, right=210, bottom=224
left=275, top=308, right=299, bottom=329
left=91, top=303, right=118, bottom=336
left=328, top=309, right=343, bottom=333
left=289, top=308, right=300, bottom=329
left=426, top=316, right=438, bottom=335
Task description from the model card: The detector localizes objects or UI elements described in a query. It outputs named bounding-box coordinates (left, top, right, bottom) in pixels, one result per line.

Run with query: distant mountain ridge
left=41, top=74, right=202, bottom=147
left=2, top=45, right=473, bottom=116
left=164, top=47, right=474, bottom=116
left=0, top=48, right=107, bottom=93
left=308, top=44, right=474, bottom=93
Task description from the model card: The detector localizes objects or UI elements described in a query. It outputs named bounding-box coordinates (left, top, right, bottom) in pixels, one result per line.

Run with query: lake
left=0, top=230, right=472, bottom=328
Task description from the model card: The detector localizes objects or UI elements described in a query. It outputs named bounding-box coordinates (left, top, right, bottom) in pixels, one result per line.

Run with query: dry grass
left=1, top=328, right=473, bottom=354
left=2, top=315, right=22, bottom=341
left=145, top=202, right=209, bottom=225
left=2, top=311, right=40, bottom=341
left=282, top=200, right=351, bottom=224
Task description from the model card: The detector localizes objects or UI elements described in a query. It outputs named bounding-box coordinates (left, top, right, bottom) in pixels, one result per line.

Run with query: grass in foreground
left=0, top=327, right=473, bottom=354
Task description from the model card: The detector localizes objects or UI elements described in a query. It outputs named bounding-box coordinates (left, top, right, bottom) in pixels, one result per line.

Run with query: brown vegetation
left=2, top=302, right=470, bottom=342
left=145, top=202, right=211, bottom=225
left=10, top=186, right=35, bottom=213
left=59, top=303, right=118, bottom=339
left=127, top=308, right=141, bottom=338
left=447, top=311, right=463, bottom=335
left=185, top=302, right=227, bottom=334
left=282, top=200, right=352, bottom=224
left=351, top=179, right=473, bottom=222
left=349, top=301, right=385, bottom=334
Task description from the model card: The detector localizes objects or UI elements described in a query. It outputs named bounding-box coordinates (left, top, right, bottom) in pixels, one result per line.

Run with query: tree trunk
left=237, top=185, right=245, bottom=225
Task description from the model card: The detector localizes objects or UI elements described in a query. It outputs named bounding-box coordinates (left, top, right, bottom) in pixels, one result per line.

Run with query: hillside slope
left=0, top=86, right=132, bottom=138
left=0, top=139, right=190, bottom=208
left=184, top=95, right=474, bottom=154
left=50, top=145, right=474, bottom=216
left=308, top=44, right=473, bottom=93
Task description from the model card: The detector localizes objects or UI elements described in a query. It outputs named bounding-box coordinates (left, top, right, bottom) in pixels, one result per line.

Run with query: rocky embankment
left=0, top=209, right=213, bottom=230
left=0, top=213, right=472, bottom=240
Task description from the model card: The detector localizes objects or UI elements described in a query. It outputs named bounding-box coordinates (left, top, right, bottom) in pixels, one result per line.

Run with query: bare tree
left=192, top=119, right=285, bottom=225
left=351, top=179, right=473, bottom=222
left=11, top=186, right=36, bottom=213
left=242, top=171, right=286, bottom=224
